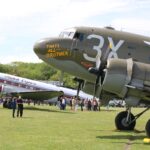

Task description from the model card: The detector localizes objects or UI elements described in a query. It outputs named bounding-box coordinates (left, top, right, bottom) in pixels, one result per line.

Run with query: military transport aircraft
left=33, top=26, right=150, bottom=137
left=0, top=72, right=92, bottom=102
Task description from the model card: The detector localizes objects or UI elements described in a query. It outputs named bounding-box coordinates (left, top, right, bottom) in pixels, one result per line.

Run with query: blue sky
left=0, top=0, right=150, bottom=64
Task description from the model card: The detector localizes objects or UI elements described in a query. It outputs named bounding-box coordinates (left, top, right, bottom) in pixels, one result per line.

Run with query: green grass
left=0, top=104, right=150, bottom=150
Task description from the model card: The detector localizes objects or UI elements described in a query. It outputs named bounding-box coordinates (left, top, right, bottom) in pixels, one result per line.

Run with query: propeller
left=88, top=43, right=114, bottom=99
left=89, top=65, right=105, bottom=98
left=88, top=57, right=106, bottom=99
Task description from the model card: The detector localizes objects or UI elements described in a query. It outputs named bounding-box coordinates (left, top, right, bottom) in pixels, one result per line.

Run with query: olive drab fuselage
left=34, top=26, right=150, bottom=83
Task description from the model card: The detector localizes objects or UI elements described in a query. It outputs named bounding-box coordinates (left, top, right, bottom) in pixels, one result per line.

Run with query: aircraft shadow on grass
left=99, top=109, right=117, bottom=112
left=25, top=106, right=75, bottom=114
left=20, top=117, right=34, bottom=119
left=96, top=134, right=145, bottom=140
left=96, top=130, right=146, bottom=141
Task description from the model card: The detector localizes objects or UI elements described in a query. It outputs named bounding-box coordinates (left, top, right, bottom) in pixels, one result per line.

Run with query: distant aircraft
left=34, top=26, right=150, bottom=137
left=0, top=72, right=92, bottom=102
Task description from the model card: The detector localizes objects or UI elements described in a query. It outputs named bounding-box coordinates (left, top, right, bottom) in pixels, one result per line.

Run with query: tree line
left=0, top=62, right=77, bottom=88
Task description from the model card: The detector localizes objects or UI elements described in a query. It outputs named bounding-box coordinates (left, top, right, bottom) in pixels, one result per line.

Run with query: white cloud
left=0, top=0, right=69, bottom=18
left=0, top=36, right=6, bottom=45
left=0, top=0, right=150, bottom=64
left=111, top=18, right=150, bottom=36
left=31, top=0, right=128, bottom=36
left=0, top=0, right=126, bottom=18
left=0, top=0, right=148, bottom=36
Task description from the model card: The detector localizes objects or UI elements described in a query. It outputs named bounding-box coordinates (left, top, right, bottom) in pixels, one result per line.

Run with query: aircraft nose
left=33, top=39, right=46, bottom=55
left=33, top=37, right=72, bottom=60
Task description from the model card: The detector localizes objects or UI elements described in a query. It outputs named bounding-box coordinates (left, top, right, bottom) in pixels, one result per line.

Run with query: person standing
left=93, top=99, right=97, bottom=111
left=72, top=97, right=76, bottom=111
left=70, top=98, right=73, bottom=110
left=88, top=100, right=92, bottom=111
left=98, top=99, right=101, bottom=111
left=17, top=96, right=24, bottom=117
left=75, top=97, right=79, bottom=112
left=11, top=97, right=17, bottom=118
left=61, top=97, right=66, bottom=110
left=80, top=99, right=84, bottom=111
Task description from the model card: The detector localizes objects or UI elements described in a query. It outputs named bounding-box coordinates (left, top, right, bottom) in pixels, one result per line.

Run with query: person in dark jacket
left=11, top=98, right=17, bottom=118
left=80, top=99, right=84, bottom=111
left=17, top=96, right=24, bottom=117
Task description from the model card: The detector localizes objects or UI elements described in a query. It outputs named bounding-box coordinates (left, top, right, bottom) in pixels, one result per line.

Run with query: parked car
left=108, top=99, right=126, bottom=107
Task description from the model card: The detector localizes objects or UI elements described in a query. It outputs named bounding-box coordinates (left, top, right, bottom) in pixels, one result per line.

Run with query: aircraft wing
left=8, top=90, right=64, bottom=101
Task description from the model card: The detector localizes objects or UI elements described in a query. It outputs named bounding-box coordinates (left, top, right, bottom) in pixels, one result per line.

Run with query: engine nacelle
left=102, top=58, right=150, bottom=106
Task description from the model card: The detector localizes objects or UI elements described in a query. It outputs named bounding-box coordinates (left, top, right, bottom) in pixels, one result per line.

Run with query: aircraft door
left=71, top=38, right=78, bottom=51
left=71, top=32, right=84, bottom=58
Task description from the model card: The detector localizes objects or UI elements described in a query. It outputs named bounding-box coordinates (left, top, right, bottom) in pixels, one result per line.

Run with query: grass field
left=0, top=104, right=150, bottom=150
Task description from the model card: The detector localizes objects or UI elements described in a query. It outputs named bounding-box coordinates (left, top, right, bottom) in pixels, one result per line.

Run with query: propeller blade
left=88, top=59, right=106, bottom=99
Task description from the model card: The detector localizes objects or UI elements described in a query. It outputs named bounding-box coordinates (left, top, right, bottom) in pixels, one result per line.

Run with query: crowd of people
left=0, top=95, right=102, bottom=118
left=72, top=97, right=101, bottom=111
left=57, top=96, right=101, bottom=111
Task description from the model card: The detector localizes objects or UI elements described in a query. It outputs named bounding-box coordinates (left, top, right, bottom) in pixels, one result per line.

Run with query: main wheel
left=145, top=119, right=150, bottom=137
left=115, top=111, right=136, bottom=130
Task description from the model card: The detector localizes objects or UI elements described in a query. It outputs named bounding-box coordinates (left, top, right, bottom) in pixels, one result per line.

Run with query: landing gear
left=115, top=107, right=150, bottom=137
left=115, top=111, right=136, bottom=130
left=73, top=77, right=84, bottom=97
left=146, top=119, right=150, bottom=138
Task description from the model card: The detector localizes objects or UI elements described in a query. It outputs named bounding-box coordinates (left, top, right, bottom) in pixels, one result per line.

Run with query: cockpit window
left=59, top=28, right=76, bottom=39
left=73, top=32, right=84, bottom=41
left=59, top=28, right=84, bottom=41
left=59, top=32, right=75, bottom=39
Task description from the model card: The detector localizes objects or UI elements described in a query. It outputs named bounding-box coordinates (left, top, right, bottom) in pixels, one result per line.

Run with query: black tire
left=145, top=119, right=150, bottom=137
left=115, top=111, right=136, bottom=130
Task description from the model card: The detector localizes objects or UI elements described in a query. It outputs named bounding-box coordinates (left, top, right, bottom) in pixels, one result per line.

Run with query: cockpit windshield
left=59, top=28, right=84, bottom=41
left=59, top=28, right=76, bottom=39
